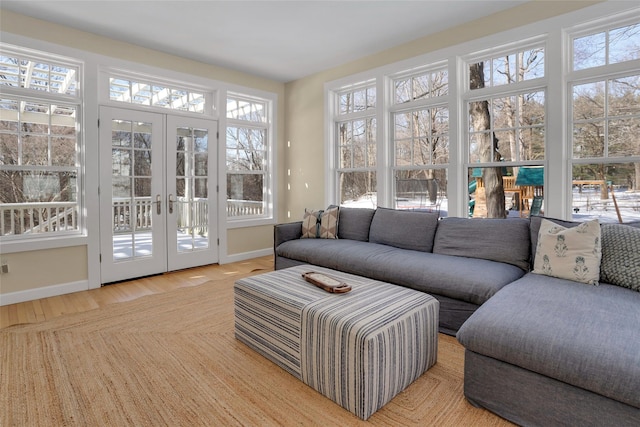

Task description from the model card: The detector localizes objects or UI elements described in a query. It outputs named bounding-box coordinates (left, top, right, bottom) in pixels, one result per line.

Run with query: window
left=109, top=75, right=206, bottom=113
left=226, top=94, right=271, bottom=220
left=469, top=46, right=545, bottom=90
left=466, top=45, right=546, bottom=218
left=392, top=67, right=449, bottom=214
left=326, top=4, right=637, bottom=222
left=570, top=18, right=640, bottom=222
left=0, top=46, right=82, bottom=240
left=573, top=22, right=640, bottom=70
left=335, top=85, right=377, bottom=208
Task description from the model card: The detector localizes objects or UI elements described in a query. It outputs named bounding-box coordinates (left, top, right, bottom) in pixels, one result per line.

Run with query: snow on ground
left=343, top=187, right=640, bottom=223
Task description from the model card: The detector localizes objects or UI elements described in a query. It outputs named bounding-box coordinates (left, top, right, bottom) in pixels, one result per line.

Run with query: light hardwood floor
left=0, top=255, right=274, bottom=329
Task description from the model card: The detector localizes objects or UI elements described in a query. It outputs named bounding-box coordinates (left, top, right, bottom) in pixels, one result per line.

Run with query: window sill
left=226, top=217, right=275, bottom=229
left=0, top=234, right=89, bottom=254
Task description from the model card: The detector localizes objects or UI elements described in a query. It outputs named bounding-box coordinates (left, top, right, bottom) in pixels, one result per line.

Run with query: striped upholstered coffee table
left=234, top=265, right=439, bottom=420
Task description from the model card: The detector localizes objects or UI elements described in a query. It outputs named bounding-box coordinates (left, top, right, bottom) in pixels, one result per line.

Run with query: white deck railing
left=226, top=199, right=264, bottom=217
left=0, top=202, right=78, bottom=236
left=1, top=198, right=265, bottom=236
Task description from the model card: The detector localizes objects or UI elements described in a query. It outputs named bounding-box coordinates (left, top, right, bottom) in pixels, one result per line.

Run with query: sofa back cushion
left=433, top=217, right=531, bottom=271
left=368, top=207, right=439, bottom=252
left=337, top=207, right=376, bottom=241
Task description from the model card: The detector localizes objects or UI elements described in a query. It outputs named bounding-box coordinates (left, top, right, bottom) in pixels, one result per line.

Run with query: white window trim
left=0, top=42, right=88, bottom=253
left=0, top=30, right=279, bottom=286
left=221, top=88, right=277, bottom=229
left=565, top=12, right=640, bottom=218
left=98, top=67, right=217, bottom=118
left=325, top=2, right=639, bottom=220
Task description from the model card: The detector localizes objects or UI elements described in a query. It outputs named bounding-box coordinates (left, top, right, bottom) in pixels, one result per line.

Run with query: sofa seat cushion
left=457, top=272, right=640, bottom=409
left=276, top=239, right=525, bottom=305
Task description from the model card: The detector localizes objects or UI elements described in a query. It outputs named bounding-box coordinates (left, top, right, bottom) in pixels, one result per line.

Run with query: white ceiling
left=1, top=1, right=529, bottom=82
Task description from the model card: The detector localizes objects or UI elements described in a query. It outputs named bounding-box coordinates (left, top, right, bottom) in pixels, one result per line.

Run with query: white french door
left=99, top=106, right=218, bottom=284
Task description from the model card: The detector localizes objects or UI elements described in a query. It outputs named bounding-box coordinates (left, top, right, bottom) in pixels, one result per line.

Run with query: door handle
left=168, top=193, right=174, bottom=214
left=155, top=194, right=161, bottom=215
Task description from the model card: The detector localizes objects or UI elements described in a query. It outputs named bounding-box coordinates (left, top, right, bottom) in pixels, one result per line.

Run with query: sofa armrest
left=274, top=221, right=303, bottom=249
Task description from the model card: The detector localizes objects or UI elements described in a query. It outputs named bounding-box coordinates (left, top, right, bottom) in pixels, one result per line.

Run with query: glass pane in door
left=175, top=127, right=209, bottom=252
left=111, top=119, right=154, bottom=260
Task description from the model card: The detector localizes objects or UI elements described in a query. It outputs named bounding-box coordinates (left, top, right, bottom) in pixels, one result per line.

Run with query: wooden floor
left=1, top=255, right=274, bottom=329
left=2, top=255, right=514, bottom=426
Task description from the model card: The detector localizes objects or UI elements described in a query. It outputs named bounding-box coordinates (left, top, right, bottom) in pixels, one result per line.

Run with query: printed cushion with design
left=319, top=205, right=339, bottom=239
left=301, top=209, right=322, bottom=239
left=533, top=218, right=601, bottom=285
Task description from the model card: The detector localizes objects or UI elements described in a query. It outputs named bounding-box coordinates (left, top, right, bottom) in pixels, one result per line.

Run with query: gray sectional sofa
left=275, top=207, right=531, bottom=335
left=274, top=207, right=640, bottom=426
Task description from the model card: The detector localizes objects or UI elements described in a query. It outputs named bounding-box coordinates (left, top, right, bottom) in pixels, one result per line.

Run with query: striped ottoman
left=234, top=265, right=439, bottom=420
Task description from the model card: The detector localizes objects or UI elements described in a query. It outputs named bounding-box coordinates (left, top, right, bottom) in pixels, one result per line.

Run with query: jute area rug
left=1, top=271, right=511, bottom=427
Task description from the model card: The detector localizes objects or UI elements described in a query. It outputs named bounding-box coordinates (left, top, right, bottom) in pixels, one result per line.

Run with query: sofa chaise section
left=457, top=273, right=640, bottom=426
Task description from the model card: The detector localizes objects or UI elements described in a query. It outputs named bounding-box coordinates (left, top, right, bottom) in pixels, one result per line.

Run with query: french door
left=99, top=106, right=218, bottom=283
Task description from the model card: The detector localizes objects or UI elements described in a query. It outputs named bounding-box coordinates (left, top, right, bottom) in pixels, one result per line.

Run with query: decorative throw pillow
left=533, top=218, right=602, bottom=285
left=301, top=209, right=322, bottom=238
left=319, top=205, right=339, bottom=239
left=600, top=224, right=640, bottom=292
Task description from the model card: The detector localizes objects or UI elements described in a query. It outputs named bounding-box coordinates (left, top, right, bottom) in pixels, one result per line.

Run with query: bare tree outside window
left=336, top=86, right=377, bottom=207
left=469, top=62, right=507, bottom=218
left=392, top=69, right=449, bottom=215
left=392, top=68, right=449, bottom=213
left=571, top=21, right=640, bottom=222
left=467, top=46, right=546, bottom=218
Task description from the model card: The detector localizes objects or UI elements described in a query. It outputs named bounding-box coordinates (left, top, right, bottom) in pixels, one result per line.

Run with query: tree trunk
left=635, top=162, right=640, bottom=191
left=469, top=63, right=506, bottom=218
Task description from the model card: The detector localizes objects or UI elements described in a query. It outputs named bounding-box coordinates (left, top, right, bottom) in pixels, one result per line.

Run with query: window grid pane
left=573, top=22, right=640, bottom=70
left=109, top=77, right=207, bottom=114
left=0, top=55, right=78, bottom=97
left=0, top=92, right=80, bottom=237
left=572, top=74, right=640, bottom=159
left=338, top=86, right=376, bottom=115
left=469, top=91, right=546, bottom=163
left=469, top=46, right=545, bottom=90
left=227, top=96, right=266, bottom=122
left=394, top=69, right=449, bottom=104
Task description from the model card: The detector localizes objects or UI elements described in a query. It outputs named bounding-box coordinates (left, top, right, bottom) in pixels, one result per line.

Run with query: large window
left=0, top=46, right=82, bottom=240
left=465, top=44, right=546, bottom=219
left=327, top=6, right=639, bottom=222
left=570, top=19, right=640, bottom=223
left=226, top=94, right=272, bottom=220
left=392, top=67, right=449, bottom=215
left=336, top=84, right=377, bottom=208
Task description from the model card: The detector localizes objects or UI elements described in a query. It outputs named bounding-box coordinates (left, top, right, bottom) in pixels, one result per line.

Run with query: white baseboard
left=221, top=248, right=273, bottom=265
left=0, top=250, right=273, bottom=306
left=0, top=280, right=89, bottom=306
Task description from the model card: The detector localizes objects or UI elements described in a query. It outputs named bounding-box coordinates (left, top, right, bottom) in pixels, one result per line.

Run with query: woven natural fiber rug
left=1, top=273, right=511, bottom=426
